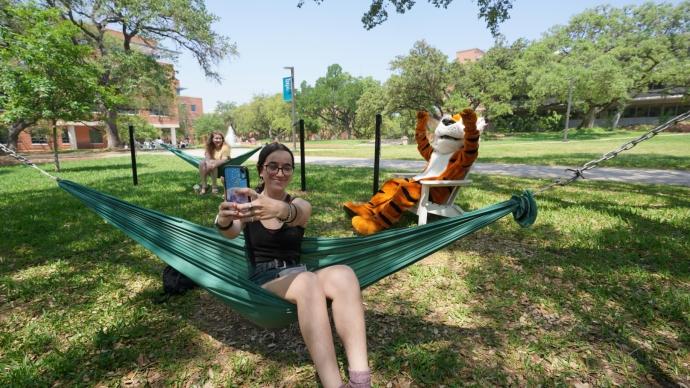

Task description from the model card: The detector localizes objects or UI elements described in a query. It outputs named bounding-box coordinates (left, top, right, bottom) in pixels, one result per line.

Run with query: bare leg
left=263, top=272, right=343, bottom=388
left=199, top=160, right=209, bottom=193
left=315, top=265, right=369, bottom=371
left=210, top=163, right=219, bottom=192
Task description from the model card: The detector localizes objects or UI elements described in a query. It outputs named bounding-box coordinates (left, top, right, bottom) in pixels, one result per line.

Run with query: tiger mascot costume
left=343, top=108, right=482, bottom=235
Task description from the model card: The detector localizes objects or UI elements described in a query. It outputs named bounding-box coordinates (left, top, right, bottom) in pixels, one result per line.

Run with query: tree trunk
left=52, top=119, right=61, bottom=172
left=7, top=119, right=34, bottom=151
left=612, top=104, right=624, bottom=129
left=580, top=106, right=603, bottom=129
left=104, top=108, right=122, bottom=149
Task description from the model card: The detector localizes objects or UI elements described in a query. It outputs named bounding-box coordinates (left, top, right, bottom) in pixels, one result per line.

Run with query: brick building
left=455, top=48, right=485, bottom=63
left=14, top=30, right=203, bottom=152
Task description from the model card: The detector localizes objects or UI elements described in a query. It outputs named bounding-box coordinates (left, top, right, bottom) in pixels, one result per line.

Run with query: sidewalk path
left=296, top=156, right=690, bottom=187
left=6, top=148, right=690, bottom=187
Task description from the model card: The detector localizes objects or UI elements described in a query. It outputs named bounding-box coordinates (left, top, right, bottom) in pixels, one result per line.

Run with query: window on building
left=191, top=104, right=196, bottom=112
left=149, top=106, right=169, bottom=116
left=648, top=106, right=660, bottom=117
left=62, top=128, right=70, bottom=144
left=30, top=130, right=49, bottom=144
left=89, top=128, right=103, bottom=143
left=0, top=129, right=8, bottom=144
left=119, top=106, right=138, bottom=115
left=622, top=106, right=637, bottom=118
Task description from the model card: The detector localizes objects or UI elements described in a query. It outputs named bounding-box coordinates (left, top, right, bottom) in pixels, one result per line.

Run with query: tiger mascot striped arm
left=343, top=108, right=480, bottom=235
left=415, top=110, right=434, bottom=161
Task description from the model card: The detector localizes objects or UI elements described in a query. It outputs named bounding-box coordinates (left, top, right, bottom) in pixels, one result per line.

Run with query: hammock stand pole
left=128, top=125, right=138, bottom=186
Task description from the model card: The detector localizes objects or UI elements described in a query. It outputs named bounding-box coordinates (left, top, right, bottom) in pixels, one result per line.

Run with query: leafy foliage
left=298, top=0, right=514, bottom=36
left=233, top=94, right=292, bottom=140
left=192, top=113, right=226, bottom=140
left=116, top=115, right=160, bottom=142
left=42, top=0, right=237, bottom=148
left=386, top=40, right=456, bottom=115
left=525, top=1, right=690, bottom=128
left=299, top=64, right=377, bottom=139
left=0, top=3, right=99, bottom=150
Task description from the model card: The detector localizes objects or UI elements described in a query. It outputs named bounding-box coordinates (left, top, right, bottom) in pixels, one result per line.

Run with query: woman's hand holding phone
left=223, top=188, right=288, bottom=224
left=220, top=188, right=257, bottom=223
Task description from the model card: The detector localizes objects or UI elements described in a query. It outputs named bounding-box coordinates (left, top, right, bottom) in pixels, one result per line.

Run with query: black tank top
left=244, top=195, right=305, bottom=265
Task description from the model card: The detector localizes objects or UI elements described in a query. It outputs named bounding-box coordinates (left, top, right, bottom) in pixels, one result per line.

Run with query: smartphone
left=223, top=165, right=250, bottom=203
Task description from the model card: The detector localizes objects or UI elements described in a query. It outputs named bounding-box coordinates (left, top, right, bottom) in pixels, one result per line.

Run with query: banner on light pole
left=282, top=76, right=293, bottom=102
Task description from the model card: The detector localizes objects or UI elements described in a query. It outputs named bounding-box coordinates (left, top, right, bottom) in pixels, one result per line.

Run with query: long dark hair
left=205, top=131, right=225, bottom=157
left=256, top=142, right=294, bottom=193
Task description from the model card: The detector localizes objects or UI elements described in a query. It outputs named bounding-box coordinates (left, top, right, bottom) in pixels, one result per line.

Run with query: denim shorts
left=249, top=260, right=307, bottom=286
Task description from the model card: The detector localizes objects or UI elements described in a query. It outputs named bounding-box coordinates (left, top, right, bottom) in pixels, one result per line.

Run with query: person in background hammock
left=199, top=131, right=230, bottom=195
left=214, top=142, right=371, bottom=388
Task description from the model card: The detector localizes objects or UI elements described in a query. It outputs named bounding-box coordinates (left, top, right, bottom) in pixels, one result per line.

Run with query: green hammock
left=160, top=143, right=262, bottom=170
left=58, top=179, right=537, bottom=328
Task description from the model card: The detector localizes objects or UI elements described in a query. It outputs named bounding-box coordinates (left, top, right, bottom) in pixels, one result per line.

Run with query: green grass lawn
left=298, top=131, right=690, bottom=170
left=1, top=155, right=689, bottom=386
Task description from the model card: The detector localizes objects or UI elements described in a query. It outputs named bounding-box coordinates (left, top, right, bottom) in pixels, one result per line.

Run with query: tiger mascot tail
left=343, top=108, right=481, bottom=235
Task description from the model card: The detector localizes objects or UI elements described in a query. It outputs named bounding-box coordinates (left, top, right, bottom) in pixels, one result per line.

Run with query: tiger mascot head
left=430, top=113, right=465, bottom=154
left=428, top=113, right=486, bottom=155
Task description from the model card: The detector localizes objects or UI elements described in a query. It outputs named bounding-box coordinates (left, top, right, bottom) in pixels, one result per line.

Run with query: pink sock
left=347, top=369, right=371, bottom=388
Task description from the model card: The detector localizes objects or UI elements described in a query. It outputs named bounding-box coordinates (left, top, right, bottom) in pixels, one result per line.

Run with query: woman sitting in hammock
left=214, top=143, right=371, bottom=388
left=199, top=131, right=231, bottom=195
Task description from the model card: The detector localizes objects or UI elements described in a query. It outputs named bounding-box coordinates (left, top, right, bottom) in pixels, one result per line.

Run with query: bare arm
left=215, top=189, right=312, bottom=239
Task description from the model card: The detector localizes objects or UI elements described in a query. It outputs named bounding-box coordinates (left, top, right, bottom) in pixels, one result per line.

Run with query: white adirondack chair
left=393, top=170, right=473, bottom=225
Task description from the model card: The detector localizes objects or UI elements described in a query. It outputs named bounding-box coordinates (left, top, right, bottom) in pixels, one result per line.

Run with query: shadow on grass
left=462, top=235, right=686, bottom=386
left=59, top=163, right=150, bottom=173
left=456, top=176, right=689, bottom=386
left=3, top=161, right=689, bottom=385
left=0, top=168, right=217, bottom=275
left=1, top=277, right=207, bottom=386
left=489, top=130, right=636, bottom=142
left=177, top=290, right=524, bottom=386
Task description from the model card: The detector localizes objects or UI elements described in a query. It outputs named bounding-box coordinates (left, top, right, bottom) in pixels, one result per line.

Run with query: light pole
left=284, top=66, right=297, bottom=150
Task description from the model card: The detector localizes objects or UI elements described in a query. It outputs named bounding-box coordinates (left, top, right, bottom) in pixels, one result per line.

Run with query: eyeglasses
left=264, top=163, right=294, bottom=175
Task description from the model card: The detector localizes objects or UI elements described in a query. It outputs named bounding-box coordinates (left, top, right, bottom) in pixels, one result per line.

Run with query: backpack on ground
left=162, top=265, right=198, bottom=295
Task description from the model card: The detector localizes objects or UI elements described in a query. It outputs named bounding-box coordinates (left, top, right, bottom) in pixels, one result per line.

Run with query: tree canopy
left=4, top=1, right=688, bottom=146
left=0, top=3, right=100, bottom=151
left=39, top=0, right=237, bottom=148
left=526, top=1, right=690, bottom=127
left=299, top=64, right=377, bottom=139
left=298, top=0, right=513, bottom=36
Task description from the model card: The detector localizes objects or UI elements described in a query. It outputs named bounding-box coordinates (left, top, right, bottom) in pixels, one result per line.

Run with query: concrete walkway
left=5, top=148, right=690, bottom=187
left=294, top=156, right=690, bottom=187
